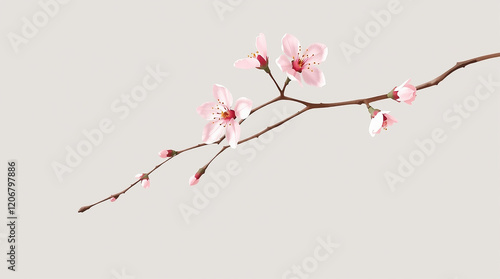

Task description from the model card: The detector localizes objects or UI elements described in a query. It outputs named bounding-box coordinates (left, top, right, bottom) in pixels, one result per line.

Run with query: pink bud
left=257, top=54, right=268, bottom=69
left=189, top=168, right=206, bottom=186
left=189, top=175, right=199, bottom=186
left=135, top=173, right=150, bottom=189
left=110, top=197, right=116, bottom=202
left=159, top=149, right=177, bottom=158
left=389, top=79, right=417, bottom=104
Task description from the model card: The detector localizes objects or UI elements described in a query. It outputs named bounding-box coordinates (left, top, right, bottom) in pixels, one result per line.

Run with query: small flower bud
left=367, top=107, right=397, bottom=137
left=159, top=149, right=177, bottom=158
left=135, top=173, right=150, bottom=189
left=388, top=79, right=417, bottom=104
left=189, top=168, right=206, bottom=186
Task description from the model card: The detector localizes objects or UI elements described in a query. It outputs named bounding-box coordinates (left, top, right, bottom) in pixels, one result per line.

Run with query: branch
left=78, top=80, right=287, bottom=213
left=416, top=52, right=500, bottom=90
left=78, top=51, right=500, bottom=213
left=184, top=52, right=500, bottom=175
left=267, top=70, right=282, bottom=93
left=78, top=157, right=174, bottom=213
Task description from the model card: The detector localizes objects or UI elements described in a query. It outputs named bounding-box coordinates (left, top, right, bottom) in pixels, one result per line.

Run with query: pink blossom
left=189, top=168, right=205, bottom=186
left=369, top=109, right=397, bottom=137
left=276, top=34, right=328, bottom=87
left=389, top=79, right=417, bottom=104
left=234, top=33, right=269, bottom=70
left=135, top=173, right=150, bottom=189
left=159, top=149, right=177, bottom=158
left=197, top=84, right=252, bottom=148
left=110, top=197, right=116, bottom=202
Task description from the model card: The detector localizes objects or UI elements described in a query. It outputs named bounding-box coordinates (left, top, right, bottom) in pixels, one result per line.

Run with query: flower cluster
left=76, top=44, right=497, bottom=212
left=152, top=34, right=416, bottom=187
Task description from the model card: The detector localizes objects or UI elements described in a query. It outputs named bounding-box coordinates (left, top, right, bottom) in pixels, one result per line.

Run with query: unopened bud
left=159, top=149, right=177, bottom=158
left=189, top=168, right=206, bottom=186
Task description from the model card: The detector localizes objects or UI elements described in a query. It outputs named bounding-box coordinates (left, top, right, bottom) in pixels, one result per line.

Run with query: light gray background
left=1, top=0, right=499, bottom=278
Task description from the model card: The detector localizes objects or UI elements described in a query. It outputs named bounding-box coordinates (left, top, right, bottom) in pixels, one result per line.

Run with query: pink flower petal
left=159, top=150, right=168, bottom=158
left=234, top=97, right=252, bottom=119
left=396, top=79, right=411, bottom=91
left=202, top=120, right=226, bottom=144
left=234, top=58, right=260, bottom=69
left=142, top=179, right=150, bottom=189
left=286, top=69, right=303, bottom=87
left=281, top=34, right=300, bottom=59
left=305, top=43, right=328, bottom=63
left=256, top=33, right=267, bottom=58
left=301, top=67, right=326, bottom=87
left=385, top=113, right=398, bottom=125
left=404, top=94, right=417, bottom=105
left=398, top=87, right=415, bottom=101
left=110, top=197, right=116, bottom=202
left=196, top=102, right=218, bottom=120
left=225, top=119, right=241, bottom=149
left=189, top=175, right=199, bottom=186
left=212, top=84, right=233, bottom=107
left=276, top=55, right=292, bottom=72
left=135, top=173, right=143, bottom=179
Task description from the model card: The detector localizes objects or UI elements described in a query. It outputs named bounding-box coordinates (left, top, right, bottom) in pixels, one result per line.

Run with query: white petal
left=368, top=113, right=384, bottom=137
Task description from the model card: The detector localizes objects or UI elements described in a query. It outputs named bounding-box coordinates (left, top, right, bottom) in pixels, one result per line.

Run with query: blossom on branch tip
left=189, top=168, right=206, bottom=186
left=276, top=33, right=328, bottom=87
left=135, top=173, right=150, bottom=188
left=368, top=107, right=397, bottom=137
left=159, top=149, right=177, bottom=158
left=388, top=79, right=417, bottom=104
left=234, top=33, right=269, bottom=71
left=197, top=84, right=252, bottom=148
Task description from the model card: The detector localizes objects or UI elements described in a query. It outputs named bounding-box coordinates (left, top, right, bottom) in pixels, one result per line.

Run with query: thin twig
left=267, top=70, right=282, bottom=93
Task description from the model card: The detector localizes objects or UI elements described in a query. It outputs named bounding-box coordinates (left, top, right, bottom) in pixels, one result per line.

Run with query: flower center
left=292, top=59, right=305, bottom=72
left=248, top=51, right=268, bottom=68
left=221, top=109, right=236, bottom=119
left=256, top=55, right=267, bottom=67
left=291, top=46, right=317, bottom=73
left=382, top=115, right=388, bottom=130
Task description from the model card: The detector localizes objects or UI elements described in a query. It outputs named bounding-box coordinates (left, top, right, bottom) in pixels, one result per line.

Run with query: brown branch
left=197, top=107, right=310, bottom=175
left=281, top=52, right=500, bottom=109
left=78, top=82, right=285, bottom=213
left=181, top=52, right=500, bottom=175
left=78, top=52, right=500, bottom=213
left=238, top=107, right=309, bottom=145
left=78, top=157, right=174, bottom=213
left=416, top=52, right=500, bottom=90
left=267, top=70, right=282, bottom=93
left=281, top=77, right=291, bottom=96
